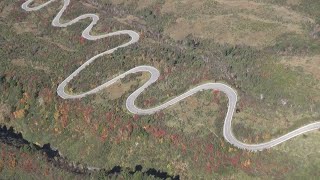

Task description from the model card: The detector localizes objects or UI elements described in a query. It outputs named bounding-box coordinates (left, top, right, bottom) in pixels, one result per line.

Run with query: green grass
left=0, top=0, right=319, bottom=179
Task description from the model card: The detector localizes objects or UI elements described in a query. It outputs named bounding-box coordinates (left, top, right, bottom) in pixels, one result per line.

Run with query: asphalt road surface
left=22, top=0, right=320, bottom=151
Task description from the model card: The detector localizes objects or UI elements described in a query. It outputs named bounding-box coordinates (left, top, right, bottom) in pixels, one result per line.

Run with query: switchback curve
left=21, top=0, right=320, bottom=151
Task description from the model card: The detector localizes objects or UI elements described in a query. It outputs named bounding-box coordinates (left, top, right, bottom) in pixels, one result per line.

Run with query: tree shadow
left=0, top=125, right=179, bottom=179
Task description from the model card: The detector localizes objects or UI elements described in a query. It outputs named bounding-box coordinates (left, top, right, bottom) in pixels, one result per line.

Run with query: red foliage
left=154, top=129, right=166, bottom=138
left=205, top=143, right=214, bottom=154
left=158, top=75, right=165, bottom=81
left=212, top=89, right=220, bottom=94
left=106, top=112, right=113, bottom=122
left=212, top=89, right=220, bottom=104
left=100, top=127, right=108, bottom=142
left=169, top=134, right=180, bottom=146
left=126, top=123, right=134, bottom=136
left=105, top=113, right=119, bottom=132
left=82, top=106, right=93, bottom=124
left=143, top=99, right=151, bottom=106
left=202, top=71, right=210, bottom=81
left=192, top=78, right=200, bottom=85
left=44, top=167, right=50, bottom=177
left=21, top=158, right=35, bottom=173
left=181, top=143, right=187, bottom=153
left=79, top=36, right=85, bottom=44
left=58, top=103, right=70, bottom=128
left=155, top=111, right=165, bottom=120
left=229, top=154, right=241, bottom=166
left=112, top=122, right=136, bottom=143
left=206, top=162, right=212, bottom=173
left=143, top=97, right=157, bottom=107
left=133, top=114, right=140, bottom=121
left=167, top=67, right=172, bottom=74
left=145, top=126, right=167, bottom=138
left=39, top=88, right=53, bottom=104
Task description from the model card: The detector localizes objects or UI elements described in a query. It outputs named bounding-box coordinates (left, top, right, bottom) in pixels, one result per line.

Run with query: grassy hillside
left=0, top=0, right=319, bottom=179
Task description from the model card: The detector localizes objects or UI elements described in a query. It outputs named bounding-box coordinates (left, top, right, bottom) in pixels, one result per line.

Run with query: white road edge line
left=22, top=0, right=320, bottom=152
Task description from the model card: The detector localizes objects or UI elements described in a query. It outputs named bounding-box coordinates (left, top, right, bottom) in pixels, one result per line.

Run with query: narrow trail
left=21, top=0, right=320, bottom=152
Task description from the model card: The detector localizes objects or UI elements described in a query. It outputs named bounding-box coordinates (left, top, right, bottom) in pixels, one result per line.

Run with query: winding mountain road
left=22, top=0, right=320, bottom=151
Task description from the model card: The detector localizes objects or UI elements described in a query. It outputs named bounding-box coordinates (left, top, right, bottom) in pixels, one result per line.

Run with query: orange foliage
left=13, top=109, right=26, bottom=119
left=8, top=153, right=17, bottom=169
left=58, top=103, right=70, bottom=128
left=242, top=159, right=251, bottom=168
left=19, top=92, right=30, bottom=104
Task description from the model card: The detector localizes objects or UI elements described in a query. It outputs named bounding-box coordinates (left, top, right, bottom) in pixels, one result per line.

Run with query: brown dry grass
left=165, top=92, right=220, bottom=134
left=105, top=0, right=316, bottom=47
left=286, top=0, right=301, bottom=5
left=164, top=14, right=288, bottom=46
left=232, top=106, right=319, bottom=143
left=104, top=72, right=150, bottom=100
left=0, top=3, right=13, bottom=18
left=105, top=82, right=134, bottom=100
left=136, top=0, right=157, bottom=10
left=11, top=58, right=50, bottom=73
left=161, top=0, right=315, bottom=47
left=161, top=0, right=205, bottom=14
left=13, top=22, right=38, bottom=34
left=280, top=55, right=320, bottom=80
left=114, top=15, right=146, bottom=26
left=38, top=37, right=76, bottom=52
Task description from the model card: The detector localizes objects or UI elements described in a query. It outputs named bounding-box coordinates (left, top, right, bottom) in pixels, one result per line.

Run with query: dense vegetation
left=0, top=0, right=319, bottom=179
